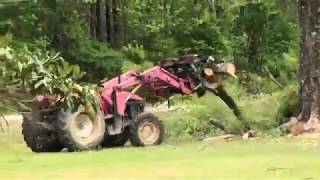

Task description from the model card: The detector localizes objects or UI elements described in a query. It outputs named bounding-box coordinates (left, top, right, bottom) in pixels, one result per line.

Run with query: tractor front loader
left=22, top=54, right=243, bottom=152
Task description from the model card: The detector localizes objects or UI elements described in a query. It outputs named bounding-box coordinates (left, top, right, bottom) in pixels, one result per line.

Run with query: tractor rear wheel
left=56, top=107, right=105, bottom=151
left=102, top=127, right=130, bottom=147
left=22, top=106, right=63, bottom=152
left=129, top=112, right=164, bottom=146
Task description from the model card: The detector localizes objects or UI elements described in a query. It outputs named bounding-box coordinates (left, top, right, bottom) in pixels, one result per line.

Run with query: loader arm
left=100, top=55, right=240, bottom=118
left=100, top=66, right=195, bottom=116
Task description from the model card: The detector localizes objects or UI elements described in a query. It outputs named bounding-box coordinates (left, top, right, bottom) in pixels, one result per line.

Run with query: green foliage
left=0, top=0, right=38, bottom=37
left=158, top=92, right=242, bottom=138
left=123, top=44, right=146, bottom=64
left=0, top=0, right=301, bottom=133
left=275, top=86, right=299, bottom=125
left=238, top=50, right=298, bottom=94
left=121, top=60, right=153, bottom=73
left=158, top=80, right=299, bottom=138
left=0, top=0, right=299, bottom=84
left=0, top=34, right=12, bottom=47
left=50, top=6, right=124, bottom=82
left=232, top=1, right=296, bottom=74
left=123, top=0, right=297, bottom=90
left=216, top=82, right=299, bottom=132
left=1, top=0, right=123, bottom=82
left=126, top=0, right=229, bottom=60
left=68, top=39, right=123, bottom=82
left=0, top=40, right=100, bottom=115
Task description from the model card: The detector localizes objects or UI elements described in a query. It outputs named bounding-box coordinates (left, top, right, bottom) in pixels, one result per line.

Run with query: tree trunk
left=298, top=0, right=320, bottom=130
left=97, top=0, right=107, bottom=41
left=106, top=0, right=115, bottom=45
left=113, top=0, right=123, bottom=47
left=122, top=1, right=128, bottom=45
left=89, top=4, right=97, bottom=38
left=211, top=0, right=216, bottom=19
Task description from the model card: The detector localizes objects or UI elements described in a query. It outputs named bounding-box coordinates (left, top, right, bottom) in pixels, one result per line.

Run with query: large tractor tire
left=102, top=127, right=130, bottom=147
left=56, top=107, right=105, bottom=151
left=22, top=107, right=63, bottom=152
left=129, top=112, right=164, bottom=146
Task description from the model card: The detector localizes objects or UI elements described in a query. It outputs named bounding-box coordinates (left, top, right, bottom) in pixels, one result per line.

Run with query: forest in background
left=0, top=0, right=301, bottom=137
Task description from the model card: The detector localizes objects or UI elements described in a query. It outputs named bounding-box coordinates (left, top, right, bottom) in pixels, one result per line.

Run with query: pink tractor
left=22, top=55, right=239, bottom=152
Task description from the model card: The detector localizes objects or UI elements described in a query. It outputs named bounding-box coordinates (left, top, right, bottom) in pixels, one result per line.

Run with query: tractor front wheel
left=56, top=107, right=105, bottom=151
left=129, top=112, right=164, bottom=146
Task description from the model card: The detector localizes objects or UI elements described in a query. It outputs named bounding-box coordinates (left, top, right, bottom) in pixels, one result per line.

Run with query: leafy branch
left=0, top=37, right=100, bottom=116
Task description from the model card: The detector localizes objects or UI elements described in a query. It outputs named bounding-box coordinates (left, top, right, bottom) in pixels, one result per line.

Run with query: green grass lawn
left=0, top=120, right=320, bottom=179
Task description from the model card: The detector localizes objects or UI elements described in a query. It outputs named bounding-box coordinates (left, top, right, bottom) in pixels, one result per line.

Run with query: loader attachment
left=160, top=55, right=249, bottom=131
left=194, top=57, right=248, bottom=131
left=202, top=62, right=237, bottom=90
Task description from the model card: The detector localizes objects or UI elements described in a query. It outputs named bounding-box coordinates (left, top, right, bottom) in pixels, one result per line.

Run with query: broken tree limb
left=208, top=86, right=251, bottom=132
left=209, top=118, right=227, bottom=132
left=264, top=66, right=284, bottom=89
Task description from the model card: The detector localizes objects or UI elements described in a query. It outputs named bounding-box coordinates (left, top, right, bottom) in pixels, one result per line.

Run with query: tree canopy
left=0, top=0, right=299, bottom=122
